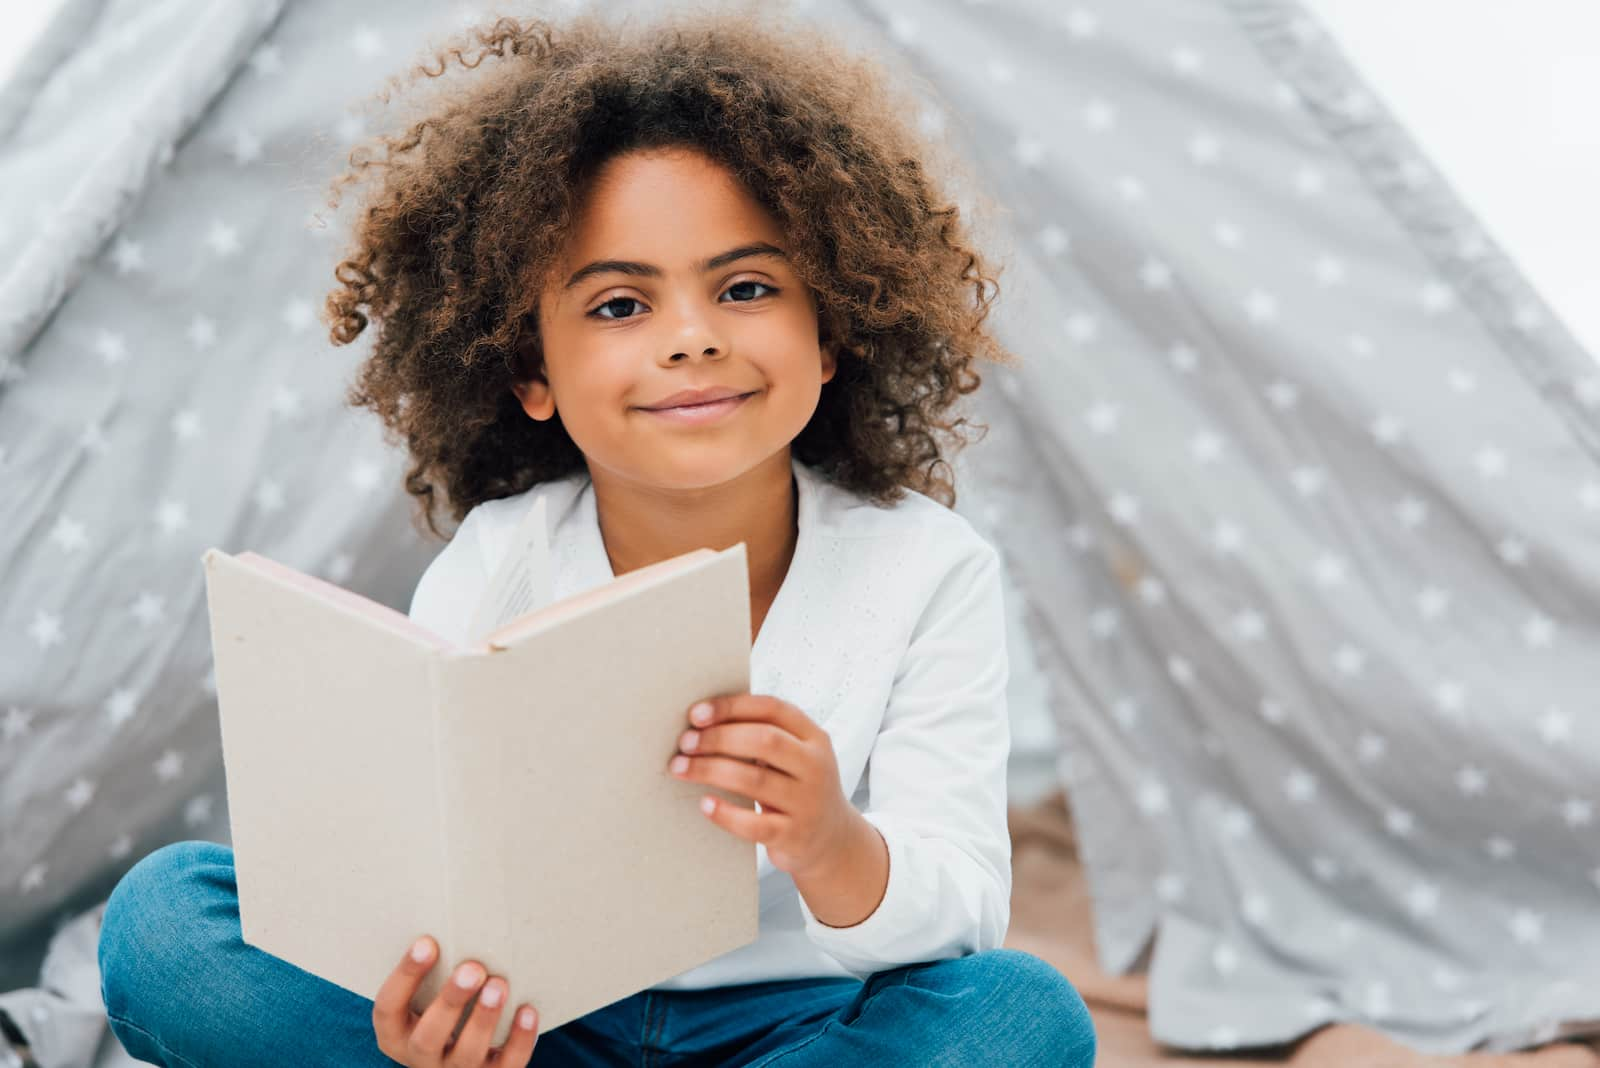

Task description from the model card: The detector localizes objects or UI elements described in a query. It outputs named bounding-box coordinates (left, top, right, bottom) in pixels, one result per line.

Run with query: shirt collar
left=560, top=456, right=821, bottom=653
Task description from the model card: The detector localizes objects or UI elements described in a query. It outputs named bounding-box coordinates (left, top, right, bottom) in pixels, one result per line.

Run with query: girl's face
left=515, top=147, right=836, bottom=491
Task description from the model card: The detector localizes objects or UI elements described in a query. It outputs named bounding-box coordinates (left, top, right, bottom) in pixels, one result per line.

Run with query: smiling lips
left=638, top=391, right=756, bottom=424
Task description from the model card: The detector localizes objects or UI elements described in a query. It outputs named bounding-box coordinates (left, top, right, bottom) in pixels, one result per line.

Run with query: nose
left=661, top=299, right=725, bottom=364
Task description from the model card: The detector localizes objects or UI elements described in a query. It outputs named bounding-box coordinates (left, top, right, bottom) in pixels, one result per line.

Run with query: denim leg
left=96, top=840, right=640, bottom=1067
left=738, top=949, right=1096, bottom=1068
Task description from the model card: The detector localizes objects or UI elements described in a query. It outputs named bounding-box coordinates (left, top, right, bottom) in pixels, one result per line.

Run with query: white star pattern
left=1066, top=312, right=1098, bottom=344
left=1312, top=255, right=1345, bottom=286
left=1473, top=445, right=1507, bottom=478
left=1498, top=536, right=1530, bottom=567
left=1455, top=765, right=1488, bottom=796
left=1167, top=656, right=1195, bottom=687
left=1291, top=466, right=1326, bottom=498
left=156, top=499, right=189, bottom=535
left=1212, top=520, right=1244, bottom=555
left=1396, top=496, right=1429, bottom=529
left=205, top=219, right=241, bottom=258
left=1061, top=8, right=1098, bottom=38
left=3, top=706, right=35, bottom=741
left=1136, top=576, right=1166, bottom=605
left=1311, top=553, right=1346, bottom=588
left=1370, top=414, right=1404, bottom=445
left=1406, top=882, right=1441, bottom=919
left=1088, top=606, right=1119, bottom=639
left=129, top=592, right=166, bottom=627
left=255, top=480, right=286, bottom=513
left=1485, top=836, right=1517, bottom=861
left=1108, top=492, right=1139, bottom=526
left=1169, top=342, right=1199, bottom=372
left=1139, top=259, right=1173, bottom=290
left=1417, top=586, right=1451, bottom=620
left=1137, top=779, right=1170, bottom=817
left=1083, top=99, right=1115, bottom=131
left=1357, top=732, right=1387, bottom=764
left=1231, top=609, right=1266, bottom=641
left=1085, top=401, right=1120, bottom=434
left=184, top=794, right=215, bottom=828
left=1188, top=131, right=1220, bottom=165
left=109, top=238, right=146, bottom=274
left=1561, top=798, right=1594, bottom=829
left=1155, top=873, right=1186, bottom=904
left=229, top=129, right=262, bottom=166
left=104, top=689, right=138, bottom=727
left=1537, top=707, right=1572, bottom=745
left=49, top=516, right=88, bottom=552
left=1433, top=680, right=1467, bottom=718
left=1333, top=644, right=1366, bottom=677
left=155, top=749, right=185, bottom=782
left=95, top=329, right=130, bottom=366
left=1509, top=909, right=1544, bottom=946
left=1258, top=697, right=1287, bottom=725
left=64, top=778, right=96, bottom=810
left=187, top=315, right=218, bottom=350
left=1522, top=614, right=1556, bottom=648
left=1244, top=290, right=1277, bottom=324
left=28, top=611, right=64, bottom=650
left=171, top=409, right=202, bottom=440
left=1284, top=768, right=1317, bottom=803
left=1038, top=225, right=1070, bottom=257
left=1383, top=808, right=1416, bottom=838
left=1265, top=380, right=1299, bottom=409
left=352, top=26, right=384, bottom=59
left=1189, top=430, right=1224, bottom=463
left=1211, top=943, right=1239, bottom=976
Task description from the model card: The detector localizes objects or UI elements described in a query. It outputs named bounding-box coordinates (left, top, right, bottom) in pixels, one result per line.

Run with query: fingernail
left=480, top=982, right=503, bottom=1008
left=519, top=1007, right=536, bottom=1029
left=671, top=755, right=689, bottom=774
left=680, top=731, right=699, bottom=752
left=455, top=964, right=483, bottom=988
left=690, top=702, right=712, bottom=725
left=410, top=938, right=432, bottom=963
left=700, top=796, right=716, bottom=815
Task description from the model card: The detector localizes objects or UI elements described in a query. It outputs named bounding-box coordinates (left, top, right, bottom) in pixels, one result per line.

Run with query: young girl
left=97, top=7, right=1095, bottom=1066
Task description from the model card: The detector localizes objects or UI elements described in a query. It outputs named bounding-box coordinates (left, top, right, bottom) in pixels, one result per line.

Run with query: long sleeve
left=796, top=537, right=1013, bottom=977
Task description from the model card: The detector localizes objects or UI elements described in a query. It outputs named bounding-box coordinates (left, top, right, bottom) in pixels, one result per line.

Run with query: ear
left=819, top=343, right=838, bottom=386
left=510, top=370, right=556, bottom=421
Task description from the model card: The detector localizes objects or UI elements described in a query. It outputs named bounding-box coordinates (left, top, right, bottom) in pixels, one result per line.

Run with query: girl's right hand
left=372, top=934, right=540, bottom=1066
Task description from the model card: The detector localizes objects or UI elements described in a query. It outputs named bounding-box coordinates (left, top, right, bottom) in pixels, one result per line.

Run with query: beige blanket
left=1003, top=793, right=1600, bottom=1067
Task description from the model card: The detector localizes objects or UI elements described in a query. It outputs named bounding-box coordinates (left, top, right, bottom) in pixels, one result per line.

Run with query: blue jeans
left=98, top=841, right=1095, bottom=1066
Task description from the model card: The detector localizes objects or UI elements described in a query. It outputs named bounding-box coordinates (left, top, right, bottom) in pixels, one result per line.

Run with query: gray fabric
left=3, top=0, right=1598, bottom=1063
left=913, top=0, right=1600, bottom=1053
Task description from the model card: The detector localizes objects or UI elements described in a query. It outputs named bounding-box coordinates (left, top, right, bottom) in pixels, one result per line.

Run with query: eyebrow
left=562, top=242, right=789, bottom=291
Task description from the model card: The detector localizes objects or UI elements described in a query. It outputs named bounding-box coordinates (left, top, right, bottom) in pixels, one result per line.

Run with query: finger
left=409, top=958, right=486, bottom=1061
left=700, top=792, right=788, bottom=844
left=671, top=754, right=800, bottom=811
left=678, top=722, right=808, bottom=778
left=689, top=694, right=818, bottom=741
left=489, top=1004, right=541, bottom=1065
left=373, top=936, right=434, bottom=1052
left=446, top=975, right=506, bottom=1065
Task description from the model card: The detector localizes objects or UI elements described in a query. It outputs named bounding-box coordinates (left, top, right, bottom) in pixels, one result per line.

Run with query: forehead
left=565, top=148, right=785, bottom=260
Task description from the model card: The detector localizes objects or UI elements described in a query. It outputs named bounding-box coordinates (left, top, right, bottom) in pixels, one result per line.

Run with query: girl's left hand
left=668, top=694, right=854, bottom=878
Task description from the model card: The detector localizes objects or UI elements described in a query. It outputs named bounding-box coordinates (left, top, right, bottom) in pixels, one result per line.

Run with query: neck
left=588, top=450, right=798, bottom=605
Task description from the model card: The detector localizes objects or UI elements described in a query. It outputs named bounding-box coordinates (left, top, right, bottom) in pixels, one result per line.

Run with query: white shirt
left=407, top=454, right=1012, bottom=987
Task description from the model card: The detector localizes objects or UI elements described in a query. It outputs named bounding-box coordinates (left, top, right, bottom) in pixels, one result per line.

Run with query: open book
left=199, top=491, right=760, bottom=1046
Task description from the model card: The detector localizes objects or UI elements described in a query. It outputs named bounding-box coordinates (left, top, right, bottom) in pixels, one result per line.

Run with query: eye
left=589, top=296, right=646, bottom=321
left=722, top=280, right=777, bottom=303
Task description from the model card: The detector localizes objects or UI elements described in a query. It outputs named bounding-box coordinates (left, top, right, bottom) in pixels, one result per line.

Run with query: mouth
left=638, top=391, right=757, bottom=424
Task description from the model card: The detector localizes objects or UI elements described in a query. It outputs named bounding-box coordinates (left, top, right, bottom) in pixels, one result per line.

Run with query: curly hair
left=321, top=3, right=1016, bottom=540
